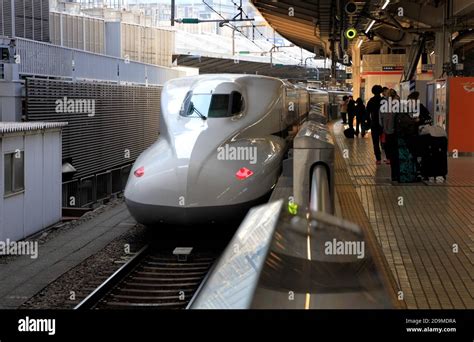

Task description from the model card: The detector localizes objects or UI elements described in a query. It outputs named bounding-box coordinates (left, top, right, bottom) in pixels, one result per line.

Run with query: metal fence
left=62, top=164, right=132, bottom=208
left=0, top=0, right=50, bottom=42
left=26, top=78, right=161, bottom=179
left=15, top=37, right=185, bottom=85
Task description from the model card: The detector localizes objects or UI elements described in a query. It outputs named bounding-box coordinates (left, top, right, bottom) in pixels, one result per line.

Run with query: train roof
left=171, top=73, right=285, bottom=84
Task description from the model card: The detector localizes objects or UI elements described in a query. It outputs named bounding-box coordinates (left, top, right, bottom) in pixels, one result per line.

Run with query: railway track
left=74, top=244, right=217, bottom=310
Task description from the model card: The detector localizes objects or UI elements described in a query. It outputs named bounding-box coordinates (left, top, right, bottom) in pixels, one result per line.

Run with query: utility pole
left=232, top=28, right=235, bottom=56
left=171, top=0, right=175, bottom=26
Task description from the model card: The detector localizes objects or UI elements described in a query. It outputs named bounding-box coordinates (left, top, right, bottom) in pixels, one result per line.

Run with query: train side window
left=183, top=92, right=244, bottom=118
left=208, top=94, right=230, bottom=117
left=230, top=91, right=244, bottom=115
left=180, top=90, right=193, bottom=116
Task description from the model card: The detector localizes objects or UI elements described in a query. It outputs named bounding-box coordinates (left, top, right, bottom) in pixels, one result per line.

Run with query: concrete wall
left=105, top=21, right=122, bottom=58
left=0, top=130, right=62, bottom=242
left=360, top=54, right=406, bottom=101
left=362, top=74, right=402, bottom=101
left=0, top=81, right=22, bottom=122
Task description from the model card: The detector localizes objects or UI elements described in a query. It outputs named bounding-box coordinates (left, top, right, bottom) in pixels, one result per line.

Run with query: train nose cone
left=125, top=133, right=287, bottom=226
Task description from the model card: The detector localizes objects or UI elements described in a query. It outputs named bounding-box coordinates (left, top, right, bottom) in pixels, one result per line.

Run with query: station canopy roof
left=250, top=0, right=474, bottom=57
left=173, top=54, right=348, bottom=80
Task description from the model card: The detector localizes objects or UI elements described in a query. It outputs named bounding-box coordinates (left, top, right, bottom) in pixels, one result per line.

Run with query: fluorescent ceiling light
left=381, top=0, right=390, bottom=10
left=365, top=20, right=375, bottom=34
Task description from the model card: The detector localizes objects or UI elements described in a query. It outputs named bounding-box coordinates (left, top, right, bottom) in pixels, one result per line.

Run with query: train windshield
left=180, top=91, right=243, bottom=118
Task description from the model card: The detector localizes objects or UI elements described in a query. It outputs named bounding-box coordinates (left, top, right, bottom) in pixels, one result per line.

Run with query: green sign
left=181, top=18, right=199, bottom=24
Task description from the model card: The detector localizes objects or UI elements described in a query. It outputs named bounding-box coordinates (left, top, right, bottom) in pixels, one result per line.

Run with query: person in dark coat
left=380, top=89, right=400, bottom=180
left=354, top=98, right=367, bottom=137
left=366, top=85, right=384, bottom=164
left=407, top=91, right=432, bottom=125
left=347, top=95, right=356, bottom=130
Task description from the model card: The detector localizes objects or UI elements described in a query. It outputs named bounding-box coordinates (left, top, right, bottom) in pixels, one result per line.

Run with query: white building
left=0, top=122, right=67, bottom=242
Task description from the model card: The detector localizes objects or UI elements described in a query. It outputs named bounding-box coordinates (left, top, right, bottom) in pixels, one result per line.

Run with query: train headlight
left=134, top=166, right=145, bottom=177
left=235, top=167, right=253, bottom=180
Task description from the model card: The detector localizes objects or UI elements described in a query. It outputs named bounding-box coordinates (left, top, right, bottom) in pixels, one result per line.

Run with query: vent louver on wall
left=25, top=78, right=161, bottom=179
left=0, top=0, right=49, bottom=42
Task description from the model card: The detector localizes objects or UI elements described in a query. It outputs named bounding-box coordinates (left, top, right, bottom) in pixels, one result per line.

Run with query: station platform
left=271, top=121, right=472, bottom=309
left=331, top=122, right=473, bottom=309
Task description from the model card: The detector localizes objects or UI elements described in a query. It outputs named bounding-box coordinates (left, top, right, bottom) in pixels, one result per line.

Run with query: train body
left=124, top=74, right=309, bottom=225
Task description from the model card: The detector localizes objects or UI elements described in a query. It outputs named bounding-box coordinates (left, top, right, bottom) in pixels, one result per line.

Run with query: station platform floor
left=331, top=121, right=473, bottom=309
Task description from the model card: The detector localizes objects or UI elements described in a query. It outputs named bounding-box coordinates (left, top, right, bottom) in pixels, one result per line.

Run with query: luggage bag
left=398, top=137, right=418, bottom=183
left=420, top=135, right=448, bottom=179
left=344, top=127, right=355, bottom=138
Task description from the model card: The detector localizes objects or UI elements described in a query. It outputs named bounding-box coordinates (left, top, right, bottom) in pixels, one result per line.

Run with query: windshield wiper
left=189, top=103, right=207, bottom=121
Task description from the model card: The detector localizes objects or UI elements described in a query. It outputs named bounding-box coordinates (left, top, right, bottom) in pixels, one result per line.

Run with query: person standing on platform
left=354, top=98, right=367, bottom=137
left=347, top=95, right=356, bottom=130
left=380, top=89, right=399, bottom=181
left=340, top=96, right=349, bottom=124
left=407, top=91, right=432, bottom=125
left=366, top=85, right=384, bottom=165
left=380, top=86, right=390, bottom=163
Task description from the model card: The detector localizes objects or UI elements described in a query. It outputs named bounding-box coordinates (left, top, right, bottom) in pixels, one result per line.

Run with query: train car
left=124, top=74, right=308, bottom=225
left=308, top=89, right=330, bottom=121
left=281, top=80, right=310, bottom=127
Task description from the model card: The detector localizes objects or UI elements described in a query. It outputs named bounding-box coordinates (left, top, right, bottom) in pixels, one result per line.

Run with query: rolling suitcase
left=344, top=127, right=355, bottom=138
left=397, top=137, right=418, bottom=183
left=420, top=136, right=448, bottom=179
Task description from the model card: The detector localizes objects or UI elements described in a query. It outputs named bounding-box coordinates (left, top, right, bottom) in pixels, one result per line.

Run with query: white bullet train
left=124, top=74, right=309, bottom=225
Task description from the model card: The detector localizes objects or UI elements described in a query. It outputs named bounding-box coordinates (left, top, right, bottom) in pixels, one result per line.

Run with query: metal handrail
left=310, top=164, right=332, bottom=214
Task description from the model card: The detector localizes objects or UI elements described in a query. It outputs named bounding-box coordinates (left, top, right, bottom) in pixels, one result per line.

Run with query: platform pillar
left=351, top=41, right=361, bottom=99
